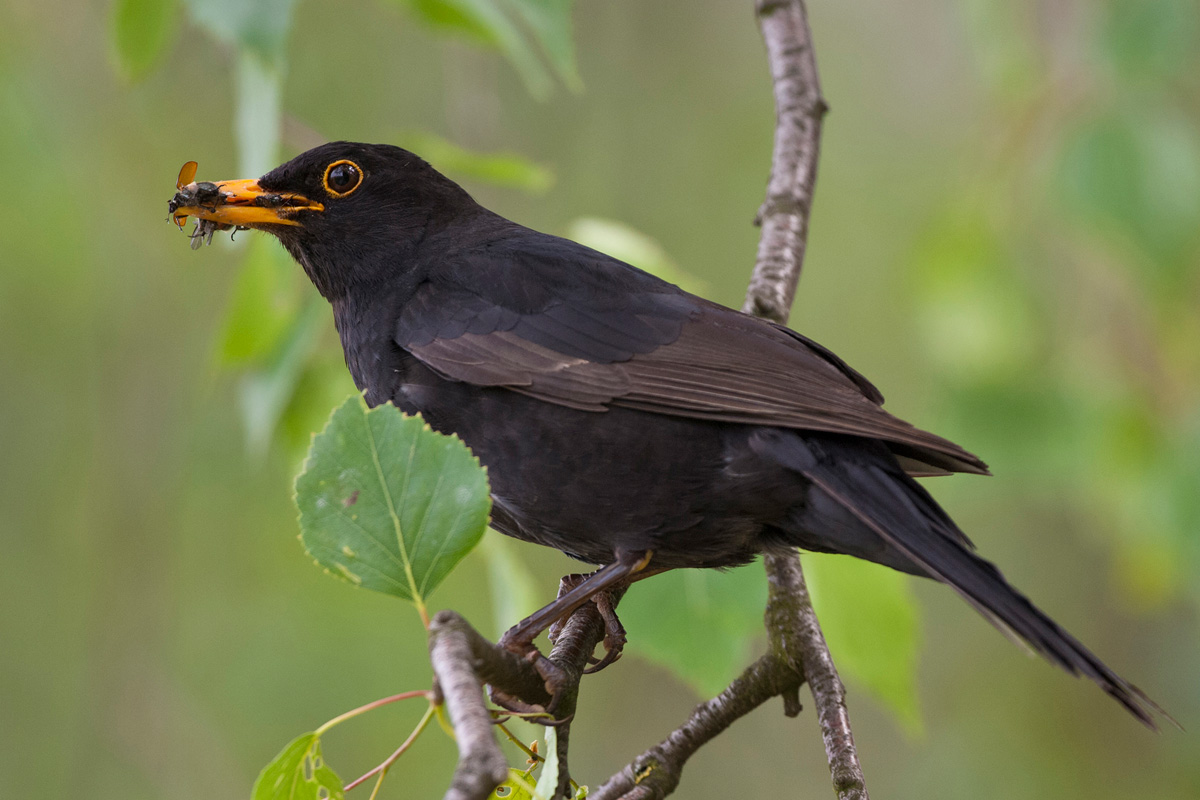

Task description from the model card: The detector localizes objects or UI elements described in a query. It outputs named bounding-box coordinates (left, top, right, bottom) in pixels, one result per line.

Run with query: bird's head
left=169, top=142, right=479, bottom=298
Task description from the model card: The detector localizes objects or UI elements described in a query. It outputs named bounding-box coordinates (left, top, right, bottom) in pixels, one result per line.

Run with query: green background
left=1, top=0, right=1198, bottom=797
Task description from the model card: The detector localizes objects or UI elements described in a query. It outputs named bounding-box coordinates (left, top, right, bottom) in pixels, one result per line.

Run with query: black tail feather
left=767, top=431, right=1172, bottom=729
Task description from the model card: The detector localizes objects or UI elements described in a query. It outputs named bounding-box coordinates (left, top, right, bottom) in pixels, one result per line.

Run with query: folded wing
left=396, top=243, right=988, bottom=477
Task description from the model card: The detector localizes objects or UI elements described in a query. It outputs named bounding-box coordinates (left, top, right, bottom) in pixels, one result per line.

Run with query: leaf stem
left=345, top=703, right=437, bottom=792
left=314, top=690, right=432, bottom=736
left=495, top=721, right=543, bottom=764
left=416, top=598, right=431, bottom=629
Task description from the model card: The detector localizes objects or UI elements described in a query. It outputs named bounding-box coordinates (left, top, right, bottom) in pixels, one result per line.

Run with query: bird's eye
left=323, top=160, right=363, bottom=197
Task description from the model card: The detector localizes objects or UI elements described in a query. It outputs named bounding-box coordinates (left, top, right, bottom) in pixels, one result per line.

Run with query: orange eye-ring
left=323, top=160, right=364, bottom=197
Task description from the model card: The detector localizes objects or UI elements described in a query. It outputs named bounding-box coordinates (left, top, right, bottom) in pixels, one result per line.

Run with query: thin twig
left=743, top=0, right=827, bottom=325
left=428, top=612, right=516, bottom=800
left=745, top=2, right=869, bottom=798
left=591, top=654, right=802, bottom=800
left=592, top=2, right=869, bottom=798
left=345, top=703, right=436, bottom=792
left=763, top=553, right=868, bottom=800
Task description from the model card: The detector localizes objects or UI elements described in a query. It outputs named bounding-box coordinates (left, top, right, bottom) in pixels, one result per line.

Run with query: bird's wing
left=396, top=246, right=987, bottom=476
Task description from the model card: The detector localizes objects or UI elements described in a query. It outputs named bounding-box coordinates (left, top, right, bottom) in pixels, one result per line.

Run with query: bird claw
left=495, top=633, right=572, bottom=720
left=546, top=572, right=630, bottom=675
left=583, top=589, right=627, bottom=674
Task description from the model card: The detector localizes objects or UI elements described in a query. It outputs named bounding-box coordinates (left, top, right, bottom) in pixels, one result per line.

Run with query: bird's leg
left=494, top=550, right=652, bottom=714
left=545, top=573, right=628, bottom=673
left=547, top=573, right=591, bottom=644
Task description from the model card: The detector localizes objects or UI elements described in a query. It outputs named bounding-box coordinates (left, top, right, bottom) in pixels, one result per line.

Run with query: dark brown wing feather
left=408, top=300, right=988, bottom=476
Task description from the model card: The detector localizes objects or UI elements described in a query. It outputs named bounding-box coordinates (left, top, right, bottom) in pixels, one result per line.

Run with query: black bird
left=170, top=141, right=1164, bottom=726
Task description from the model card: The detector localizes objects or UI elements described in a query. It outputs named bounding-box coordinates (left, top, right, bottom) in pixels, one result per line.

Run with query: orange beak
left=169, top=164, right=324, bottom=230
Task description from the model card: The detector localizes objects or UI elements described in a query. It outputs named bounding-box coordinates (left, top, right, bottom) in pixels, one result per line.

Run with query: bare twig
left=763, top=553, right=868, bottom=800
left=591, top=654, right=802, bottom=800
left=744, top=0, right=828, bottom=325
left=746, top=3, right=869, bottom=798
left=428, top=613, right=513, bottom=800
left=593, top=2, right=869, bottom=798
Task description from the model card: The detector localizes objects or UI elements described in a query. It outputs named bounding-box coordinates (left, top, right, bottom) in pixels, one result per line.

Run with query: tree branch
left=593, top=2, right=869, bottom=798
left=591, top=654, right=802, bottom=800
left=428, top=612, right=513, bottom=800
left=744, top=0, right=828, bottom=325
left=748, top=3, right=869, bottom=797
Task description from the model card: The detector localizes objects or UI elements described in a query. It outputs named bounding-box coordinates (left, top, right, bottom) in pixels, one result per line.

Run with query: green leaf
left=1100, top=0, right=1200, bottom=83
left=397, top=131, right=554, bottom=194
left=531, top=727, right=559, bottom=800
left=621, top=564, right=766, bottom=697
left=489, top=770, right=536, bottom=799
left=804, top=554, right=922, bottom=733
left=295, top=396, right=492, bottom=608
left=234, top=48, right=284, bottom=178
left=507, top=0, right=582, bottom=91
left=217, top=237, right=304, bottom=367
left=238, top=296, right=327, bottom=458
left=1055, top=110, right=1200, bottom=273
left=391, top=0, right=552, bottom=97
left=252, top=733, right=345, bottom=800
left=479, top=532, right=541, bottom=639
left=183, top=0, right=296, bottom=66
left=564, top=217, right=708, bottom=295
left=110, top=0, right=179, bottom=81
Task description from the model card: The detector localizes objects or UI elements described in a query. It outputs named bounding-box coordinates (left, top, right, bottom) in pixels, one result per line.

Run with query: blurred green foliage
left=3, top=0, right=1198, bottom=798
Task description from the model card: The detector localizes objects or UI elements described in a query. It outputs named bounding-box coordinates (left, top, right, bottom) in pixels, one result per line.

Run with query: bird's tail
left=756, top=430, right=1170, bottom=729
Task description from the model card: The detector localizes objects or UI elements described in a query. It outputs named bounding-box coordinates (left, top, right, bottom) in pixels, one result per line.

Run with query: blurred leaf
left=956, top=0, right=1042, bottom=98
left=252, top=733, right=345, bottom=800
left=295, top=396, right=491, bottom=608
left=390, top=0, right=552, bottom=97
left=622, top=564, right=766, bottom=697
left=508, top=0, right=581, bottom=91
left=183, top=0, right=296, bottom=65
left=279, top=355, right=361, bottom=467
left=110, top=0, right=179, bottom=81
left=805, top=554, right=922, bottom=733
left=565, top=217, right=708, bottom=295
left=531, top=727, right=559, bottom=800
left=398, top=130, right=554, bottom=194
left=239, top=296, right=326, bottom=457
left=1056, top=110, right=1200, bottom=274
left=479, top=532, right=541, bottom=639
left=217, top=237, right=303, bottom=366
left=1100, top=0, right=1200, bottom=83
left=235, top=49, right=284, bottom=178
left=910, top=206, right=1040, bottom=378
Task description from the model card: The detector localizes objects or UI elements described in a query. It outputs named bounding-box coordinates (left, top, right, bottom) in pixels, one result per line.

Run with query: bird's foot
left=493, top=551, right=653, bottom=718
left=582, top=589, right=627, bottom=674
left=493, top=633, right=571, bottom=721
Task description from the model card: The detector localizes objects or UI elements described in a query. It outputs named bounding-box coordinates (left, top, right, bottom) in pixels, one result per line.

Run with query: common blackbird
left=169, top=142, right=1163, bottom=726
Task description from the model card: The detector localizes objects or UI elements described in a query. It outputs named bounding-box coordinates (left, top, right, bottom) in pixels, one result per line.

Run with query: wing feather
left=397, top=271, right=988, bottom=476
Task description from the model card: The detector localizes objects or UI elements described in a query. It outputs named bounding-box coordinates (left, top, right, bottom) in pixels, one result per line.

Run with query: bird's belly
left=396, top=375, right=794, bottom=569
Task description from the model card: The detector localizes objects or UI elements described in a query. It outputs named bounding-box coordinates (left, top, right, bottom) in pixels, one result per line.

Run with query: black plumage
left=170, top=141, right=1165, bottom=726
